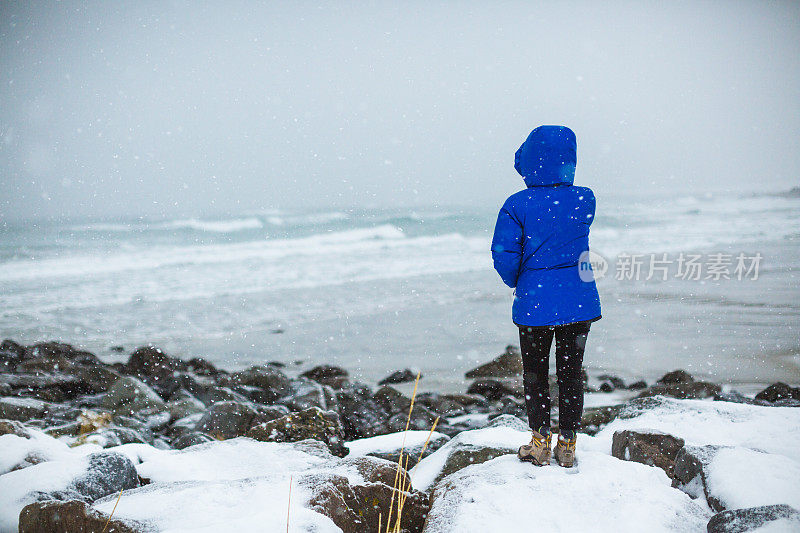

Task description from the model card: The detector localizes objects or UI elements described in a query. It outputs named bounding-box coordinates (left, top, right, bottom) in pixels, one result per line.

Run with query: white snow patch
left=0, top=454, right=91, bottom=532
left=587, top=398, right=800, bottom=460
left=345, top=430, right=447, bottom=457
left=705, top=447, right=800, bottom=509
left=423, top=454, right=709, bottom=533
left=411, top=425, right=529, bottom=491
left=93, top=476, right=342, bottom=533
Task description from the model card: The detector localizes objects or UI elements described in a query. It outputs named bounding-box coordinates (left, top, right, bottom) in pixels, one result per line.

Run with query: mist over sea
left=1, top=189, right=798, bottom=391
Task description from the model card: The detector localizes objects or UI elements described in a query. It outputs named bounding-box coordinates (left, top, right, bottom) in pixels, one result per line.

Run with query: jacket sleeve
left=491, top=198, right=524, bottom=288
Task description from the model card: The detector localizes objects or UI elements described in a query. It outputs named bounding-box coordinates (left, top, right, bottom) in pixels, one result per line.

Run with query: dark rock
left=196, top=385, right=250, bottom=406
left=465, top=345, right=522, bottom=378
left=657, top=370, right=695, bottom=385
left=223, top=365, right=292, bottom=403
left=172, top=431, right=216, bottom=449
left=109, top=345, right=126, bottom=352
left=126, top=345, right=184, bottom=379
left=300, top=365, right=350, bottom=388
left=672, top=445, right=727, bottom=511
left=247, top=406, right=347, bottom=456
left=194, top=400, right=280, bottom=439
left=335, top=382, right=391, bottom=440
left=611, top=430, right=685, bottom=477
left=707, top=504, right=800, bottom=533
left=280, top=378, right=329, bottom=411
left=71, top=452, right=141, bottom=500
left=714, top=391, right=768, bottom=406
left=387, top=404, right=439, bottom=433
left=378, top=368, right=419, bottom=385
left=166, top=396, right=206, bottom=420
left=0, top=418, right=33, bottom=437
left=627, top=380, right=648, bottom=390
left=101, top=376, right=166, bottom=415
left=466, top=378, right=523, bottom=401
left=185, top=357, right=219, bottom=376
left=19, top=499, right=150, bottom=533
left=302, top=456, right=429, bottom=533
left=580, top=405, right=622, bottom=435
left=373, top=385, right=414, bottom=415
left=755, top=382, right=800, bottom=403
left=0, top=396, right=63, bottom=422
left=1, top=338, right=26, bottom=359
left=27, top=342, right=101, bottom=366
left=637, top=380, right=721, bottom=400
left=598, top=374, right=626, bottom=390
left=417, top=393, right=467, bottom=417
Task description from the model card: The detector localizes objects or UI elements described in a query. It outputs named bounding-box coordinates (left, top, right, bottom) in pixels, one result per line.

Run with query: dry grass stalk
left=287, top=474, right=293, bottom=533
left=385, top=372, right=423, bottom=533
left=101, top=489, right=124, bottom=533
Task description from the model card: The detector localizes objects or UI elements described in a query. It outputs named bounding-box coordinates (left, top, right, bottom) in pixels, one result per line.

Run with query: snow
left=345, top=430, right=447, bottom=456
left=0, top=454, right=92, bottom=533
left=93, top=476, right=342, bottom=533
left=586, top=398, right=800, bottom=460
left=423, top=454, right=709, bottom=533
left=0, top=430, right=77, bottom=475
left=411, top=424, right=528, bottom=491
left=705, top=447, right=800, bottom=510
left=135, top=437, right=332, bottom=483
left=92, top=438, right=367, bottom=532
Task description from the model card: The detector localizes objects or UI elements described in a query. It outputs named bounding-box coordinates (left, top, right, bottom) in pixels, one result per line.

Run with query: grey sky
left=1, top=1, right=799, bottom=222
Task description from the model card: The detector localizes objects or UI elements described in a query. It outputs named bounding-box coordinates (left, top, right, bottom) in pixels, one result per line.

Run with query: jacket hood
left=514, top=126, right=576, bottom=187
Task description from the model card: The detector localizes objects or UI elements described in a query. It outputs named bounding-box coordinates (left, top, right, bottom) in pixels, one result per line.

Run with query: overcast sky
left=1, top=1, right=799, bottom=222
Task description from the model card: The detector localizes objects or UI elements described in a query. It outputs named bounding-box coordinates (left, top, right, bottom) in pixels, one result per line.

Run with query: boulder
left=464, top=345, right=522, bottom=378
left=0, top=396, right=62, bottom=422
left=636, top=380, right=721, bottom=400
left=280, top=378, right=329, bottom=411
left=101, top=376, right=166, bottom=415
left=611, top=429, right=685, bottom=477
left=0, top=451, right=140, bottom=531
left=223, top=365, right=292, bottom=403
left=597, top=374, right=626, bottom=390
left=172, top=431, right=216, bottom=449
left=126, top=345, right=184, bottom=379
left=194, top=400, right=282, bottom=439
left=335, top=382, right=391, bottom=440
left=379, top=368, right=419, bottom=385
left=300, top=365, right=350, bottom=388
left=19, top=499, right=150, bottom=533
left=411, top=415, right=527, bottom=491
left=657, top=370, right=695, bottom=384
left=580, top=405, right=622, bottom=435
left=247, top=407, right=348, bottom=457
left=466, top=378, right=523, bottom=401
left=0, top=418, right=33, bottom=437
left=302, top=455, right=429, bottom=533
left=706, top=504, right=800, bottom=533
left=166, top=396, right=206, bottom=420
left=755, top=382, right=800, bottom=403
left=672, top=445, right=800, bottom=512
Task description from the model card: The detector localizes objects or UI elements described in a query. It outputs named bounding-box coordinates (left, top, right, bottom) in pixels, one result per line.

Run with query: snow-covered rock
left=346, top=429, right=450, bottom=466
left=587, top=397, right=800, bottom=459
left=411, top=415, right=528, bottom=491
left=0, top=451, right=139, bottom=532
left=422, top=454, right=709, bottom=533
left=706, top=504, right=800, bottom=533
left=673, top=445, right=800, bottom=512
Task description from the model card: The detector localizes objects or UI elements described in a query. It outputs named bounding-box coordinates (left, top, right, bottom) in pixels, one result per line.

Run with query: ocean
left=1, top=189, right=798, bottom=391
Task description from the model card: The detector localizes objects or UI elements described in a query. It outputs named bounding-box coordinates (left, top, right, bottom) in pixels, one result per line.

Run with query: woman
left=491, top=125, right=601, bottom=467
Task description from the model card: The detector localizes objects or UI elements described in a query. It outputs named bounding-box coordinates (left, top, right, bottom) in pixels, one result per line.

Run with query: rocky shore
left=1, top=339, right=799, bottom=532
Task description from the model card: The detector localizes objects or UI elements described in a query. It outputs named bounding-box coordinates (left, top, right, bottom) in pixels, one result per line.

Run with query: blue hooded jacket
left=491, top=126, right=601, bottom=326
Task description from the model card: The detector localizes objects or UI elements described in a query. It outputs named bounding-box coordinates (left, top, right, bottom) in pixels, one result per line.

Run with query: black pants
left=518, top=321, right=591, bottom=432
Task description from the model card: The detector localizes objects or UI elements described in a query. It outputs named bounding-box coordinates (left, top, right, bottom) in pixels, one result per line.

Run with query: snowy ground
left=1, top=397, right=799, bottom=532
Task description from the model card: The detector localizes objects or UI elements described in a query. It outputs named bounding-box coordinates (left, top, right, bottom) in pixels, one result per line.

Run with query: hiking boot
left=518, top=429, right=552, bottom=466
left=554, top=433, right=577, bottom=467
